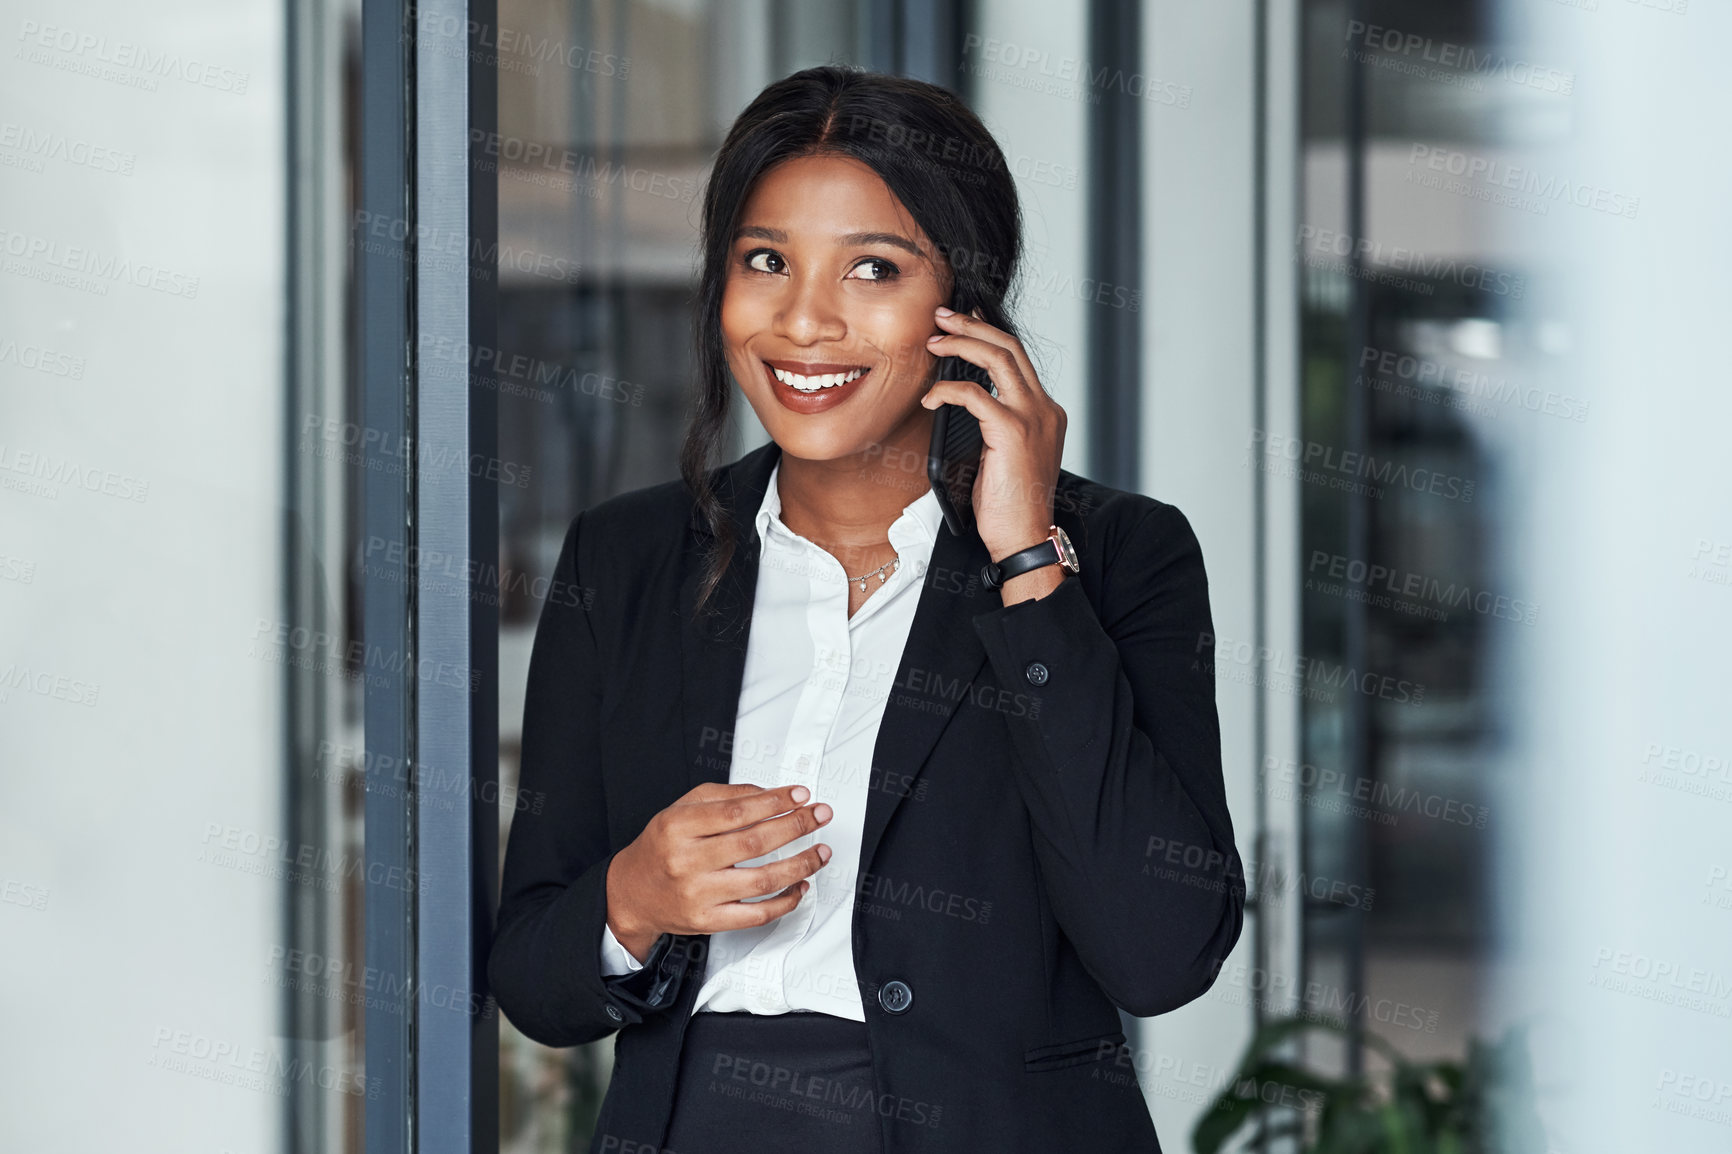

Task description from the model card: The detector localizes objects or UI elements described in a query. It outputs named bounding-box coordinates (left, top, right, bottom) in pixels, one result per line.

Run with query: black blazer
left=489, top=440, right=1245, bottom=1154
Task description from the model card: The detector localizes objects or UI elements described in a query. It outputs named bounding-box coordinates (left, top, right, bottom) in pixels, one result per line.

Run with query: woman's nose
left=775, top=277, right=846, bottom=344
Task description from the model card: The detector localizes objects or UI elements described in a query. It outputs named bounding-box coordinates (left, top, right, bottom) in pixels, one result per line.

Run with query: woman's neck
left=773, top=409, right=933, bottom=566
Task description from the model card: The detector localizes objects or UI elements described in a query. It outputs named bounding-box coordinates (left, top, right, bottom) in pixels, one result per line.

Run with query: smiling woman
left=487, top=64, right=1244, bottom=1154
left=683, top=68, right=1038, bottom=619
left=723, top=154, right=950, bottom=481
left=725, top=155, right=944, bottom=428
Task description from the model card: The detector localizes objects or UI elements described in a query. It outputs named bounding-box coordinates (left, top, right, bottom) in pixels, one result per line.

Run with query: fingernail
left=791, top=786, right=809, bottom=803
left=935, top=305, right=954, bottom=316
left=817, top=844, right=833, bottom=864
left=814, top=803, right=833, bottom=823
left=927, top=332, right=944, bottom=343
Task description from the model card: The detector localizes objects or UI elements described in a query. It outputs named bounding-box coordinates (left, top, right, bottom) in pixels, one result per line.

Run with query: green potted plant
left=1192, top=1017, right=1548, bottom=1154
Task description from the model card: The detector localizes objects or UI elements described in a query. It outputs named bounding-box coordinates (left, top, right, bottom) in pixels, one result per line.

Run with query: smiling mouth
left=768, top=364, right=870, bottom=392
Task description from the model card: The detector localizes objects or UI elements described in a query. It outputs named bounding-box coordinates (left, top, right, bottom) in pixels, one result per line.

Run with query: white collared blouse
left=599, top=460, right=945, bottom=1021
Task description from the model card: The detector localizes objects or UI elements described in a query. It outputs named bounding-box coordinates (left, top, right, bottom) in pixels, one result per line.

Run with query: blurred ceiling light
left=1449, top=318, right=1502, bottom=359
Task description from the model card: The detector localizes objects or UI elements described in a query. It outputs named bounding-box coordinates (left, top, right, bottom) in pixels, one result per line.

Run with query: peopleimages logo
left=1306, top=549, right=1537, bottom=626
left=0, top=122, right=136, bottom=175
left=0, top=443, right=150, bottom=503
left=1407, top=145, right=1640, bottom=220
left=408, top=11, right=631, bottom=79
left=1358, top=344, right=1589, bottom=423
left=16, top=20, right=251, bottom=94
left=1264, top=755, right=1490, bottom=830
left=961, top=35, right=1193, bottom=107
left=1296, top=226, right=1526, bottom=299
left=0, top=336, right=86, bottom=379
left=1247, top=428, right=1476, bottom=504
left=0, top=228, right=200, bottom=298
left=1342, top=21, right=1574, bottom=95
left=1195, top=631, right=1425, bottom=706
left=467, top=131, right=695, bottom=202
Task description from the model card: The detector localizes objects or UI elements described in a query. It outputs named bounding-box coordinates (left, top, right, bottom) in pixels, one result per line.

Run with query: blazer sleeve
left=970, top=501, right=1244, bottom=1018
left=487, top=511, right=694, bottom=1048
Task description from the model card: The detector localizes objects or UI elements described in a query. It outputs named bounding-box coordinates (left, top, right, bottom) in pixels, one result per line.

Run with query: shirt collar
left=755, top=460, right=946, bottom=557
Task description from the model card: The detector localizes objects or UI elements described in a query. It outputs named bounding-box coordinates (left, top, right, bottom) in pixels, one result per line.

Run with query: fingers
left=921, top=379, right=1018, bottom=446
left=927, top=330, right=1027, bottom=400
left=706, top=840, right=833, bottom=912
left=701, top=798, right=834, bottom=873
left=640, top=783, right=836, bottom=939
left=702, top=879, right=812, bottom=934
left=927, top=307, right=1042, bottom=401
left=672, top=782, right=813, bottom=837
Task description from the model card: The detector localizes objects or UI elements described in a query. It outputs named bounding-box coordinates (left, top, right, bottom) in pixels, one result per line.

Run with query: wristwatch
left=982, top=525, right=1080, bottom=590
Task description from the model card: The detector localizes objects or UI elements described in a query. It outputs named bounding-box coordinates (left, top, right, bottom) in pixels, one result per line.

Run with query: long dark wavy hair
left=682, top=64, right=1025, bottom=621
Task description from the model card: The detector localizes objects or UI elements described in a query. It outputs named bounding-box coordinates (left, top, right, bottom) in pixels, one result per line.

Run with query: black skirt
left=662, top=1009, right=884, bottom=1154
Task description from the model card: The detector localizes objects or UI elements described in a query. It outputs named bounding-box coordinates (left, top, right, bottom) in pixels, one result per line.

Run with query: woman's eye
left=745, top=250, right=784, bottom=274
left=847, top=258, right=900, bottom=282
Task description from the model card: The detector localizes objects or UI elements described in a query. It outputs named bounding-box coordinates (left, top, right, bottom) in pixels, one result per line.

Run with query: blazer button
left=605, top=1004, right=623, bottom=1022
left=1025, top=662, right=1050, bottom=686
left=878, top=979, right=913, bottom=1015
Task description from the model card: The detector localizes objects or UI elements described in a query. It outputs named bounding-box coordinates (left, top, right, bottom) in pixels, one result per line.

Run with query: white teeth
left=772, top=366, right=866, bottom=392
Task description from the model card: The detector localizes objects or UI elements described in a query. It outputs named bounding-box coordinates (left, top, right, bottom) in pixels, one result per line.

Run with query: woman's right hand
left=604, top=782, right=835, bottom=963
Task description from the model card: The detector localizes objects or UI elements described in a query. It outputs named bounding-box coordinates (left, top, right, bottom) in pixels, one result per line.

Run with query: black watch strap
left=982, top=537, right=1062, bottom=590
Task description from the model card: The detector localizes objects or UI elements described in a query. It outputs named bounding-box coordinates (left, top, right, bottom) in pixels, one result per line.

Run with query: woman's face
left=721, top=153, right=950, bottom=465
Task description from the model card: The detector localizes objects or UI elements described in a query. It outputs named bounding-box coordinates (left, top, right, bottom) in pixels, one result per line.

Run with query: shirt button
left=878, top=979, right=914, bottom=1015
left=605, top=1004, right=623, bottom=1022
left=1025, top=662, right=1050, bottom=686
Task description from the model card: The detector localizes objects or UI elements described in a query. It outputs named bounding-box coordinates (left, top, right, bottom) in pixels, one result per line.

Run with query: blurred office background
left=2, top=0, right=1728, bottom=1152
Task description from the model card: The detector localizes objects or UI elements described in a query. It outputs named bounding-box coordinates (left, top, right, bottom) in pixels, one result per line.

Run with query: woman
left=489, top=65, right=1244, bottom=1154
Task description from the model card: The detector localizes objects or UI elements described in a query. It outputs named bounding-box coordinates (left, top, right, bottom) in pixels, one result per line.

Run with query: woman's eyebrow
left=734, top=224, right=786, bottom=242
left=732, top=224, right=927, bottom=260
left=837, top=230, right=926, bottom=258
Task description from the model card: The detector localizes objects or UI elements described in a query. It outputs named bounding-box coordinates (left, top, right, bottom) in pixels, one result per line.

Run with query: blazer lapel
left=681, top=440, right=779, bottom=793
left=857, top=518, right=1000, bottom=877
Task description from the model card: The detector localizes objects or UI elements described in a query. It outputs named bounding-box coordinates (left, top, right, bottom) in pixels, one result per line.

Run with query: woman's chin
left=768, top=433, right=872, bottom=464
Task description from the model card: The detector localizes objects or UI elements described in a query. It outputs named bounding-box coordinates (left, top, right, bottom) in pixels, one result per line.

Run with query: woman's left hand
left=921, top=306, right=1068, bottom=563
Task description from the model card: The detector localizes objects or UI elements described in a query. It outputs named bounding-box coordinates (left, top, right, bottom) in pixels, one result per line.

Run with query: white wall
left=1139, top=0, right=1289, bottom=1143
left=1504, top=2, right=1732, bottom=1150
left=962, top=4, right=1092, bottom=472
left=0, top=1, right=287, bottom=1149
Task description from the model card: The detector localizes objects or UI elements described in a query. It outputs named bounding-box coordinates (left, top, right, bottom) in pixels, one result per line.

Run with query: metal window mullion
left=360, top=0, right=416, bottom=1150
left=1340, top=0, right=1371, bottom=1081
left=1086, top=0, right=1142, bottom=493
left=413, top=1, right=498, bottom=1152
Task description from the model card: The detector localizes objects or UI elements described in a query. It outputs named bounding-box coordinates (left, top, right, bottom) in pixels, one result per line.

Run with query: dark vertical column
left=1088, top=0, right=1144, bottom=1046
left=285, top=0, right=346, bottom=1149
left=414, top=0, right=499, bottom=1151
left=467, top=2, right=501, bottom=1149
left=359, top=0, right=415, bottom=1150
left=1250, top=0, right=1272, bottom=1044
left=1340, top=0, right=1371, bottom=1081
left=899, top=0, right=965, bottom=90
left=863, top=0, right=966, bottom=93
left=1086, top=0, right=1143, bottom=492
left=864, top=0, right=898, bottom=75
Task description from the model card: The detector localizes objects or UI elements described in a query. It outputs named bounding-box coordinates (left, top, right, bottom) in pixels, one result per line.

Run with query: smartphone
left=926, top=308, right=995, bottom=538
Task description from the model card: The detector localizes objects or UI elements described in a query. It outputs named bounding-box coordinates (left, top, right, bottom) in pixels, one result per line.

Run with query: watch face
left=1052, top=526, right=1079, bottom=573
